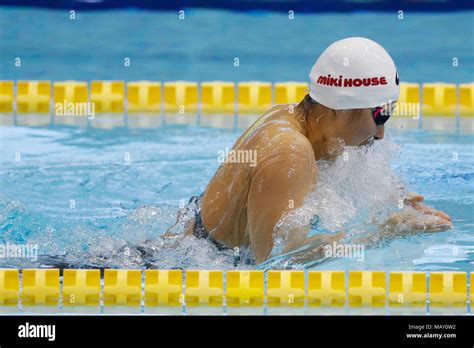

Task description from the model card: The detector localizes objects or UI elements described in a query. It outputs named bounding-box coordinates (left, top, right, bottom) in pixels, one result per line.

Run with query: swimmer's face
left=336, top=108, right=385, bottom=146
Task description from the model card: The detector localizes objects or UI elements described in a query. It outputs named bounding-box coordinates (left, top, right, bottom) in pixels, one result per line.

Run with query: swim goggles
left=371, top=101, right=396, bottom=126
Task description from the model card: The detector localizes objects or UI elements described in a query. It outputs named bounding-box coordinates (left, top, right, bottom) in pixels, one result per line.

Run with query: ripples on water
left=0, top=126, right=472, bottom=270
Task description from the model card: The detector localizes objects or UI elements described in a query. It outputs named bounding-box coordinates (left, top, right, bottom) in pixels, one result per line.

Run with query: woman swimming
left=165, top=37, right=452, bottom=265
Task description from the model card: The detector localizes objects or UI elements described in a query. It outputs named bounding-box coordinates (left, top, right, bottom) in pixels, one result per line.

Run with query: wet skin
left=173, top=98, right=452, bottom=264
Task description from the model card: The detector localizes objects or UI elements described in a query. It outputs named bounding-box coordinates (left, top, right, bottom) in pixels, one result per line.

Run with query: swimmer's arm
left=247, top=136, right=317, bottom=263
left=285, top=198, right=453, bottom=264
left=260, top=193, right=453, bottom=265
left=162, top=208, right=197, bottom=242
left=275, top=232, right=346, bottom=264
left=353, top=193, right=452, bottom=247
left=280, top=193, right=453, bottom=263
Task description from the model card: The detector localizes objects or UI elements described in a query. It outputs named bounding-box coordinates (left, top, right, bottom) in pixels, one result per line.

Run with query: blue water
left=0, top=8, right=473, bottom=83
left=0, top=123, right=472, bottom=271
left=0, top=6, right=473, bottom=270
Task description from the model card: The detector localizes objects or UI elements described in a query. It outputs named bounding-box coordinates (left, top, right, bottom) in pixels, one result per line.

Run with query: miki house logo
left=317, top=74, right=388, bottom=87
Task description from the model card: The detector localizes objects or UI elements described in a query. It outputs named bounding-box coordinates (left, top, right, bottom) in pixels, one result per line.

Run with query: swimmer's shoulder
left=260, top=106, right=311, bottom=147
left=264, top=103, right=298, bottom=118
left=235, top=104, right=296, bottom=146
left=271, top=127, right=313, bottom=157
left=251, top=129, right=317, bottom=189
left=253, top=122, right=315, bottom=167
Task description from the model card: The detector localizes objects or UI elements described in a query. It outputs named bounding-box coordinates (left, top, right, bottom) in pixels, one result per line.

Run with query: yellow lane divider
left=307, top=271, right=345, bottom=307
left=226, top=270, right=264, bottom=306
left=62, top=269, right=101, bottom=306
left=16, top=81, right=51, bottom=113
left=21, top=269, right=59, bottom=306
left=1, top=81, right=472, bottom=115
left=90, top=81, right=125, bottom=113
left=430, top=272, right=467, bottom=307
left=388, top=272, right=426, bottom=307
left=348, top=271, right=386, bottom=307
left=267, top=270, right=305, bottom=306
left=103, top=269, right=141, bottom=306
left=185, top=270, right=223, bottom=306
left=0, top=269, right=471, bottom=309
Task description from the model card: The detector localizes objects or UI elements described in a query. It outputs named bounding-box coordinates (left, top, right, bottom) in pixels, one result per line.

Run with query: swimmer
left=166, top=37, right=452, bottom=264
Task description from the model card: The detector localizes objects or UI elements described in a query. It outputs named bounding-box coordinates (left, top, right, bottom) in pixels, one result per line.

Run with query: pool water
left=0, top=8, right=473, bottom=83
left=0, top=6, right=473, bottom=271
left=0, top=123, right=472, bottom=270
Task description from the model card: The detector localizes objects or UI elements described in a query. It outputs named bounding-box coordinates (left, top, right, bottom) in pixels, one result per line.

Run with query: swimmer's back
left=200, top=104, right=312, bottom=249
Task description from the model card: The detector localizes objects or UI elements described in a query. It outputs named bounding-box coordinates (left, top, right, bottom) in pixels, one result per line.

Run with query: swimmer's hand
left=404, top=193, right=452, bottom=229
left=384, top=193, right=452, bottom=233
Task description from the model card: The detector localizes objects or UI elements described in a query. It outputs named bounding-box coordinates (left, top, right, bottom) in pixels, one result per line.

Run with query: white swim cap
left=309, top=37, right=400, bottom=110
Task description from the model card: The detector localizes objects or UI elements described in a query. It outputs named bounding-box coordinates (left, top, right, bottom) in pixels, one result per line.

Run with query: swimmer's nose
left=374, top=125, right=384, bottom=140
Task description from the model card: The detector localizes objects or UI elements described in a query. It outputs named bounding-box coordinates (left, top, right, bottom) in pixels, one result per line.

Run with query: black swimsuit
left=187, top=195, right=234, bottom=252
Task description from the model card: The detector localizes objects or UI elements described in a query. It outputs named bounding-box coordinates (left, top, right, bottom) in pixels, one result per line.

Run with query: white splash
left=272, top=136, right=406, bottom=257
